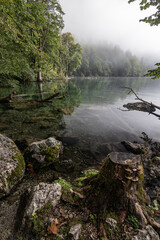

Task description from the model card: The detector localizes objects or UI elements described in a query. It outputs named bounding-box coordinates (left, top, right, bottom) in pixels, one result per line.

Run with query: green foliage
left=128, top=0, right=160, bottom=79
left=126, top=214, right=140, bottom=229
left=0, top=1, right=82, bottom=81
left=145, top=63, right=160, bottom=79
left=89, top=214, right=97, bottom=224
left=128, top=0, right=160, bottom=26
left=59, top=32, right=82, bottom=77
left=54, top=177, right=72, bottom=192
left=149, top=199, right=159, bottom=214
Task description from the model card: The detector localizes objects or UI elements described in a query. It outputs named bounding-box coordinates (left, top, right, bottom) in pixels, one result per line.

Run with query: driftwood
left=0, top=92, right=16, bottom=103
left=36, top=92, right=64, bottom=103
left=0, top=92, right=64, bottom=104
left=122, top=87, right=160, bottom=111
left=84, top=152, right=160, bottom=238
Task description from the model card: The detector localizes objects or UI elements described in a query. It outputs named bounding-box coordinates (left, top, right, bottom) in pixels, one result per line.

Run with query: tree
left=0, top=0, right=64, bottom=81
left=59, top=32, right=82, bottom=78
left=128, top=0, right=160, bottom=79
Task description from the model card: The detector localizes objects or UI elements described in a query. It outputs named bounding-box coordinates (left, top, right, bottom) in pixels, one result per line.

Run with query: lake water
left=0, top=77, right=160, bottom=151
left=63, top=77, right=160, bottom=149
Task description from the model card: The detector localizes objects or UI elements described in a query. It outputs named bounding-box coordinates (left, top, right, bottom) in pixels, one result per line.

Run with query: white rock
left=27, top=182, right=62, bottom=216
left=68, top=224, right=82, bottom=240
left=106, top=218, right=117, bottom=229
left=132, top=225, right=160, bottom=240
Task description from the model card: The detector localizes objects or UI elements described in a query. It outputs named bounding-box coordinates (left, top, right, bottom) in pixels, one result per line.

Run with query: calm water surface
left=63, top=77, right=160, bottom=148
left=0, top=77, right=160, bottom=149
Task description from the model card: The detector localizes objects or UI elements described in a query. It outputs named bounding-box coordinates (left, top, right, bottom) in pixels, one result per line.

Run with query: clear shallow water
left=0, top=77, right=159, bottom=150
left=63, top=77, right=160, bottom=148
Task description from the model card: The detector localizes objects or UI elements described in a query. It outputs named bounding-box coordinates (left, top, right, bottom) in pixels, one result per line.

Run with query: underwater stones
left=122, top=141, right=145, bottom=154
left=68, top=224, right=82, bottom=240
left=26, top=182, right=62, bottom=216
left=24, top=137, right=63, bottom=168
left=131, top=225, right=160, bottom=240
left=0, top=134, right=25, bottom=198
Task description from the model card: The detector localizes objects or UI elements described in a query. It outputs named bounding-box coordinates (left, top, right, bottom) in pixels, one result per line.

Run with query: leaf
left=47, top=220, right=60, bottom=235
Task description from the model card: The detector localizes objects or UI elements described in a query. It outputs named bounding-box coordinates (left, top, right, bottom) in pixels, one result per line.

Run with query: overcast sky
left=59, top=0, right=160, bottom=60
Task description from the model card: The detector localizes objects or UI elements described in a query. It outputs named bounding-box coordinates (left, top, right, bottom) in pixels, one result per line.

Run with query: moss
left=42, top=144, right=60, bottom=163
left=74, top=169, right=99, bottom=187
left=54, top=177, right=72, bottom=191
left=148, top=158, right=153, bottom=165
left=31, top=213, right=45, bottom=239
left=7, top=152, right=25, bottom=188
left=125, top=214, right=140, bottom=229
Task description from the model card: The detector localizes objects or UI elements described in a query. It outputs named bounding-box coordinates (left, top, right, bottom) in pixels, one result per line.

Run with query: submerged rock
left=123, top=102, right=156, bottom=113
left=24, top=137, right=63, bottom=169
left=26, top=182, right=62, bottom=216
left=0, top=134, right=25, bottom=198
left=122, top=141, right=145, bottom=154
left=131, top=225, right=160, bottom=240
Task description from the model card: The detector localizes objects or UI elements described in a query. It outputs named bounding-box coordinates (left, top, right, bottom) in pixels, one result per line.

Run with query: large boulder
left=0, top=134, right=25, bottom=198
left=24, top=137, right=63, bottom=169
left=26, top=182, right=62, bottom=216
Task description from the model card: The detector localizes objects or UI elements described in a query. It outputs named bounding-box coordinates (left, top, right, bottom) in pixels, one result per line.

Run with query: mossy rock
left=24, top=137, right=63, bottom=169
left=0, top=134, right=25, bottom=198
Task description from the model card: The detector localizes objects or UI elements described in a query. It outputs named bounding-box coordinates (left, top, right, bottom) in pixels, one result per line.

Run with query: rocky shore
left=0, top=133, right=160, bottom=240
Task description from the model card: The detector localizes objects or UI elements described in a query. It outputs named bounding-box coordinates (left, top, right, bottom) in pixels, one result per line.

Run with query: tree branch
left=122, top=87, right=160, bottom=111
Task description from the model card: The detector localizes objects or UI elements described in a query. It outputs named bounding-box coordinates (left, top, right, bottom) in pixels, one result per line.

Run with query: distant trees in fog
left=74, top=44, right=147, bottom=77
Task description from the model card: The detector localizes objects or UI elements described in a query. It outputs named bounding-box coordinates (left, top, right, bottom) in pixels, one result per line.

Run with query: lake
left=0, top=77, right=160, bottom=153
left=63, top=77, right=160, bottom=149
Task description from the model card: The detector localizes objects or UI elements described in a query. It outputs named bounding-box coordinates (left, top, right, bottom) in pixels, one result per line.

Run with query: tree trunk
left=37, top=67, right=42, bottom=82
left=84, top=152, right=153, bottom=227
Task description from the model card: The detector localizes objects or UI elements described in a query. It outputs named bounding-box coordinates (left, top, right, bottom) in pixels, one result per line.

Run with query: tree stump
left=85, top=152, right=150, bottom=225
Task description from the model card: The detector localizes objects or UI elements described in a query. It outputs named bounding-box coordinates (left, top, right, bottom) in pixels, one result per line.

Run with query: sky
left=59, top=0, right=160, bottom=61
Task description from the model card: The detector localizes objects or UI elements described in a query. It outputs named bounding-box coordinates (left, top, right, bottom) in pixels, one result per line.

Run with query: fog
left=59, top=0, right=160, bottom=61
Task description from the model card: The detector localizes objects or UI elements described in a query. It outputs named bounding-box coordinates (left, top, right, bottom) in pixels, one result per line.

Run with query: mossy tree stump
left=85, top=152, right=160, bottom=231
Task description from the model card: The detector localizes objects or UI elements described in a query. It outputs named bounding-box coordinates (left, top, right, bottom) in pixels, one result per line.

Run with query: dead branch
left=0, top=92, right=16, bottom=103
left=122, top=87, right=160, bottom=111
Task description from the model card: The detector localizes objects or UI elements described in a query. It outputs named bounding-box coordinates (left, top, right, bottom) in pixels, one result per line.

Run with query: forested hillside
left=0, top=0, right=82, bottom=83
left=74, top=44, right=147, bottom=77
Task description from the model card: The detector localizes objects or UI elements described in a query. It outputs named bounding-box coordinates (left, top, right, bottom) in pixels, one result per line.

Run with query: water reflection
left=62, top=77, right=160, bottom=149
left=0, top=80, right=81, bottom=147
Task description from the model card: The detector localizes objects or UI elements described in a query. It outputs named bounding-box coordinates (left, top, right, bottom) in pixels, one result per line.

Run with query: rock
left=24, top=137, right=63, bottom=169
left=54, top=159, right=74, bottom=173
left=122, top=141, right=145, bottom=154
left=105, top=218, right=117, bottom=229
left=68, top=224, right=82, bottom=240
left=123, top=102, right=156, bottom=113
left=0, top=134, right=25, bottom=198
left=131, top=225, right=160, bottom=240
left=26, top=182, right=62, bottom=216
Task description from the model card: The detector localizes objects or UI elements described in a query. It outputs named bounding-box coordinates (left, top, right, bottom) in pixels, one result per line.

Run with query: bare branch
left=122, top=87, right=160, bottom=111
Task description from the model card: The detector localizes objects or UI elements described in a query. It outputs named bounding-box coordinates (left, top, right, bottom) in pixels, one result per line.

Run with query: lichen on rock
left=0, top=134, right=25, bottom=198
left=24, top=137, right=63, bottom=169
left=26, top=182, right=62, bottom=216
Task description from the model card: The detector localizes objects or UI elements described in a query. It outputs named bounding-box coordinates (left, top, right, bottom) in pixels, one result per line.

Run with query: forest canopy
left=0, top=0, right=82, bottom=82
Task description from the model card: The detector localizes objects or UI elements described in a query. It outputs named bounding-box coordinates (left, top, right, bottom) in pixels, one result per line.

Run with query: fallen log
left=0, top=92, right=16, bottom=103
